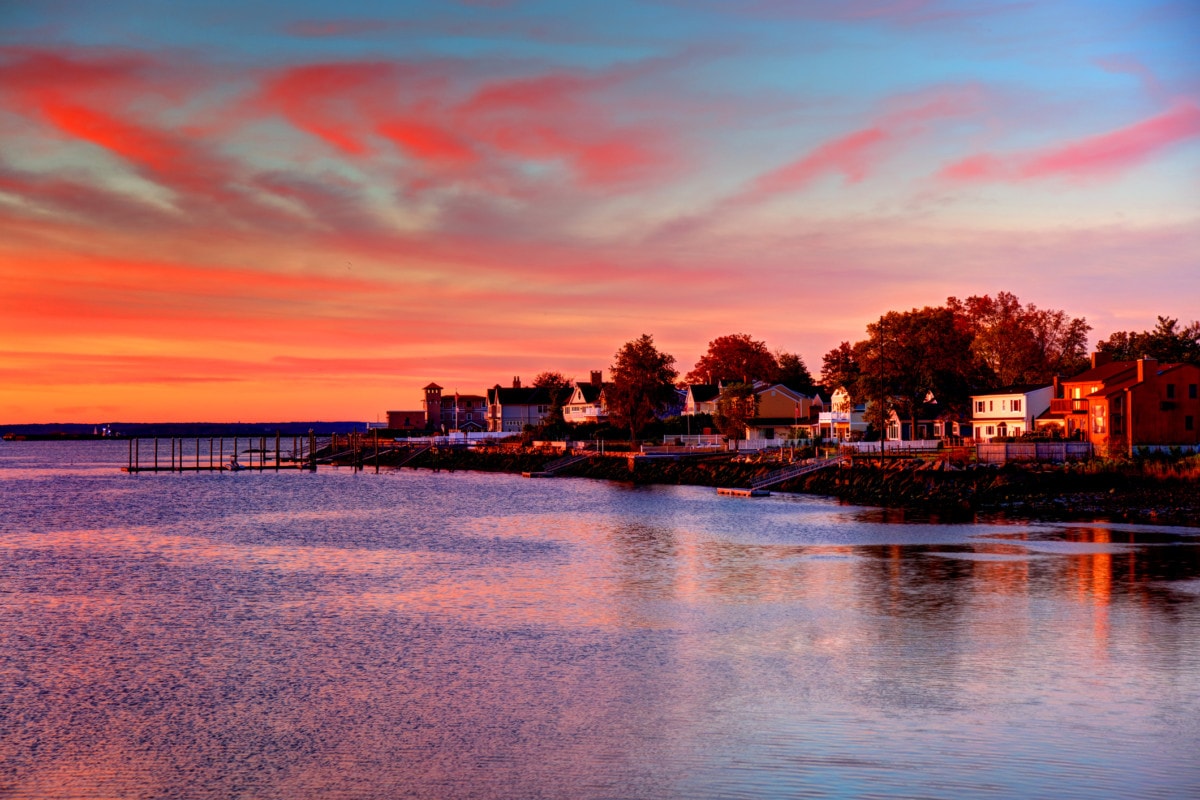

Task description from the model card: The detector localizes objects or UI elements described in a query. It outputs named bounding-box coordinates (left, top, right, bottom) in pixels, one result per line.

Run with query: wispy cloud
left=940, top=100, right=1200, bottom=182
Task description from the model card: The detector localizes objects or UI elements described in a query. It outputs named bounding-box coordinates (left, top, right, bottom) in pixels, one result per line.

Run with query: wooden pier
left=123, top=433, right=319, bottom=473
left=716, top=487, right=771, bottom=497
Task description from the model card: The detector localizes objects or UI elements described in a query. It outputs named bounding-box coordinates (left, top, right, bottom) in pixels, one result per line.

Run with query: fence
left=1132, top=444, right=1200, bottom=456
left=839, top=440, right=942, bottom=454
left=976, top=442, right=1093, bottom=464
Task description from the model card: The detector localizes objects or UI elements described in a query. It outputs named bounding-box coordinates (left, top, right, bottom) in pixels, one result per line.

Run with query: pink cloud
left=735, top=86, right=983, bottom=202
left=940, top=101, right=1200, bottom=183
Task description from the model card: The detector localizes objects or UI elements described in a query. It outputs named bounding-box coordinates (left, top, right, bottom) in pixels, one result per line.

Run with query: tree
left=820, top=341, right=860, bottom=396
left=946, top=292, right=1090, bottom=385
left=532, top=371, right=572, bottom=426
left=1097, top=316, right=1200, bottom=365
left=686, top=333, right=777, bottom=385
left=713, top=382, right=757, bottom=440
left=608, top=334, right=678, bottom=444
left=773, top=350, right=816, bottom=394
left=854, top=307, right=976, bottom=437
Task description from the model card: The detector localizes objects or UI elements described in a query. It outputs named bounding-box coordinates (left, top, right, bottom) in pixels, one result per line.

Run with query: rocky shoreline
left=359, top=446, right=1200, bottom=528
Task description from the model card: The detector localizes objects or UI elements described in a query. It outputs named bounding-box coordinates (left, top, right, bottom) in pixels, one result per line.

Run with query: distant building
left=387, top=410, right=426, bottom=431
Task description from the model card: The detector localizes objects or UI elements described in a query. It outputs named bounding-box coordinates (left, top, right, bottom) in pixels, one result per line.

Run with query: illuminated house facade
left=1038, top=354, right=1200, bottom=456
left=970, top=384, right=1054, bottom=441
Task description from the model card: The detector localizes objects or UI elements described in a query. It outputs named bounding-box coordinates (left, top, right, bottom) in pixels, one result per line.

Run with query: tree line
left=531, top=293, right=1198, bottom=442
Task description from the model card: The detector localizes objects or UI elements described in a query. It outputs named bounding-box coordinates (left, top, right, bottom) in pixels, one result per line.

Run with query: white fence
left=661, top=435, right=725, bottom=447
left=977, top=442, right=1093, bottom=464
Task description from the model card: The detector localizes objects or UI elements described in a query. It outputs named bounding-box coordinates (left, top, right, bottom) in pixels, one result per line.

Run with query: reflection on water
left=1, top=441, right=1198, bottom=799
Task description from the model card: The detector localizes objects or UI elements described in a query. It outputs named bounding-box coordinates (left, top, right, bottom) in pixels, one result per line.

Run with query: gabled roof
left=1061, top=361, right=1135, bottom=385
left=488, top=384, right=572, bottom=406
left=423, top=382, right=443, bottom=390
left=971, top=383, right=1052, bottom=398
left=755, top=383, right=806, bottom=401
left=687, top=384, right=720, bottom=403
left=572, top=382, right=606, bottom=403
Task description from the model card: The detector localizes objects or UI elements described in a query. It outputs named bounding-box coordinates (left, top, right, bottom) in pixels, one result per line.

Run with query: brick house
left=1038, top=354, right=1200, bottom=456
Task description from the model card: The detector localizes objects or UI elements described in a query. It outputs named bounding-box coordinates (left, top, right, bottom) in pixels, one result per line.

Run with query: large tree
left=686, top=333, right=778, bottom=385
left=947, top=292, right=1090, bottom=385
left=854, top=307, right=976, bottom=434
left=820, top=341, right=860, bottom=396
left=608, top=334, right=679, bottom=443
left=1096, top=316, right=1200, bottom=365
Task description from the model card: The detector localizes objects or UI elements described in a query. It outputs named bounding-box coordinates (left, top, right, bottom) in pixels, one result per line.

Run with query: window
left=1167, top=384, right=1176, bottom=399
left=1093, top=405, right=1106, bottom=435
left=986, top=426, right=995, bottom=436
left=1190, top=384, right=1198, bottom=399
left=976, top=401, right=985, bottom=413
left=1012, top=399, right=1022, bottom=412
left=988, top=400, right=994, bottom=411
left=1001, top=399, right=1008, bottom=411
left=1186, top=416, right=1194, bottom=432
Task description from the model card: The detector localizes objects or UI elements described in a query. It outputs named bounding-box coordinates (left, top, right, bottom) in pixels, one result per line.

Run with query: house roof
left=756, top=383, right=806, bottom=401
left=423, top=382, right=443, bottom=390
left=489, top=385, right=573, bottom=406
left=687, top=384, right=720, bottom=403
left=1061, top=361, right=1135, bottom=385
left=572, top=382, right=606, bottom=403
left=971, top=383, right=1052, bottom=398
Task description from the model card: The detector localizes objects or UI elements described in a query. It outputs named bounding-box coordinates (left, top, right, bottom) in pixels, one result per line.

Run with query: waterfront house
left=816, top=387, right=868, bottom=441
left=682, top=384, right=721, bottom=416
left=486, top=378, right=571, bottom=433
left=1038, top=353, right=1200, bottom=456
left=971, top=384, right=1054, bottom=441
left=564, top=371, right=609, bottom=425
left=743, top=383, right=823, bottom=441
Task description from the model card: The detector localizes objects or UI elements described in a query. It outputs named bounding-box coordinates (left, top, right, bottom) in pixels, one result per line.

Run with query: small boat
left=227, top=457, right=248, bottom=472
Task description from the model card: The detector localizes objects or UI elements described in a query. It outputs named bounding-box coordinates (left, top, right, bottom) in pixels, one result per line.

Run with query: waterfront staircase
left=523, top=452, right=591, bottom=478
left=717, top=455, right=844, bottom=497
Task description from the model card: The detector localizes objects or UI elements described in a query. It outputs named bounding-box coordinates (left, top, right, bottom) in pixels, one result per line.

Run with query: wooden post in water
left=154, top=438, right=159, bottom=472
left=260, top=436, right=266, bottom=471
left=195, top=438, right=200, bottom=471
left=220, top=438, right=224, bottom=470
left=171, top=438, right=175, bottom=472
left=309, top=430, right=316, bottom=471
left=128, top=438, right=132, bottom=471
left=275, top=431, right=281, bottom=472
left=374, top=427, right=379, bottom=474
left=209, top=438, right=214, bottom=469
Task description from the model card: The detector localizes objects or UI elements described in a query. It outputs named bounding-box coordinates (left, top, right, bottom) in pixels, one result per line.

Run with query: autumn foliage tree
left=946, top=292, right=1090, bottom=385
left=687, top=334, right=778, bottom=385
left=607, top=334, right=678, bottom=444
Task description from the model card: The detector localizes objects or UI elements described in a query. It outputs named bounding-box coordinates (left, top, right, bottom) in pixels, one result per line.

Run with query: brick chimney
left=513, top=376, right=521, bottom=388
left=1091, top=351, right=1112, bottom=369
left=590, top=370, right=602, bottom=386
left=1137, top=358, right=1157, bottom=383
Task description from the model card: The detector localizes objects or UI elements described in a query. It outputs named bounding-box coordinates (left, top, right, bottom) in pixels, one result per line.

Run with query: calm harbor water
left=1, top=440, right=1198, bottom=799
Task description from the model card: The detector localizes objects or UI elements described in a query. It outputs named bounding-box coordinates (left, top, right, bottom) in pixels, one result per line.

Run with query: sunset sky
left=2, top=1, right=1198, bottom=423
